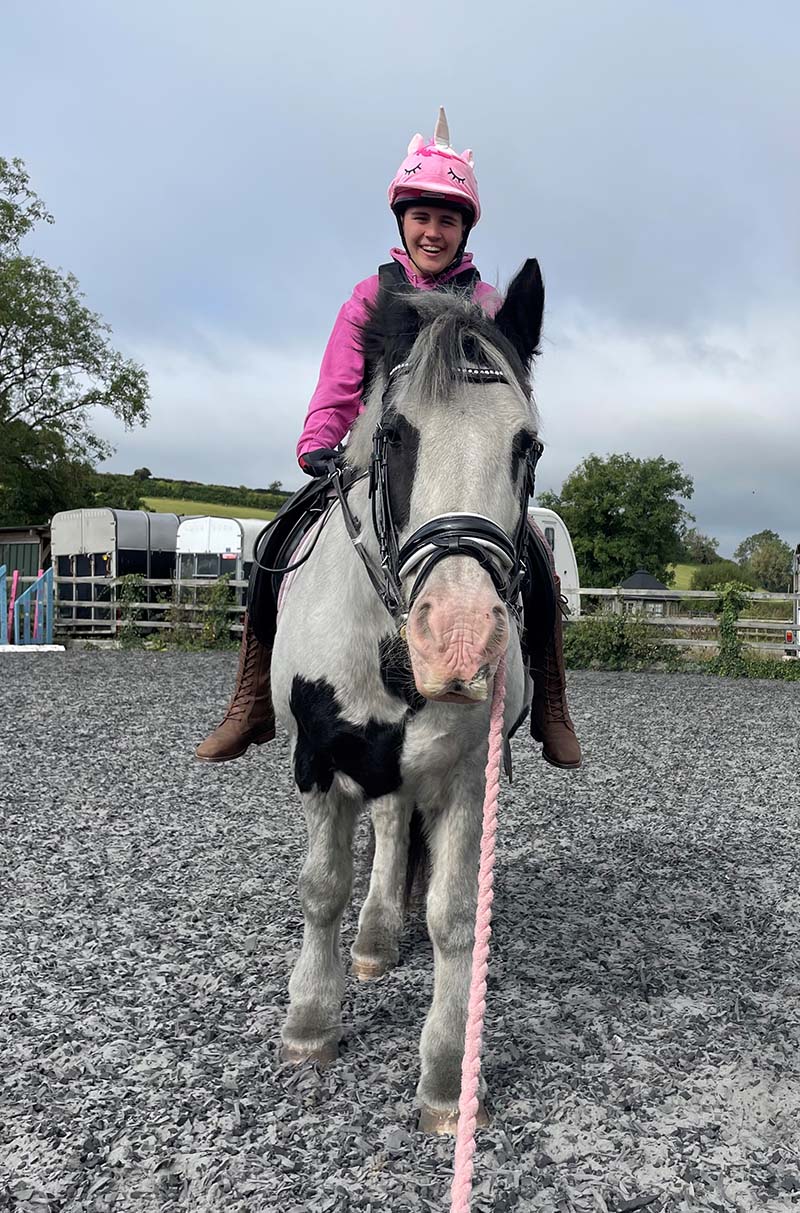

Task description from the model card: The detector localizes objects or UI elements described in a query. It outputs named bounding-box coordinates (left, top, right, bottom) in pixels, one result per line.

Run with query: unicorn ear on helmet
left=461, top=148, right=474, bottom=167
left=407, top=133, right=425, bottom=155
left=434, top=106, right=451, bottom=148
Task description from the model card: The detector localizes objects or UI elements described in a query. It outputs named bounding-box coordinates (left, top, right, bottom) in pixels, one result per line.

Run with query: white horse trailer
left=528, top=507, right=581, bottom=616
left=176, top=516, right=266, bottom=587
left=51, top=508, right=180, bottom=631
left=785, top=543, right=800, bottom=659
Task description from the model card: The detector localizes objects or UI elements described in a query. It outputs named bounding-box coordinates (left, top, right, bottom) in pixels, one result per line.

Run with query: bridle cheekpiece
left=332, top=361, right=544, bottom=627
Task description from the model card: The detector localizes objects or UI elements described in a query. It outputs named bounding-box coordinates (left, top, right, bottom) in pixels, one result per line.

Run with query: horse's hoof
left=351, top=955, right=393, bottom=982
left=280, top=1040, right=338, bottom=1067
left=418, top=1101, right=489, bottom=1135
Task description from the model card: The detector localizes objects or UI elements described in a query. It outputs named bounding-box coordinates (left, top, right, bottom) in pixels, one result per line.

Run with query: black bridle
left=331, top=364, right=544, bottom=626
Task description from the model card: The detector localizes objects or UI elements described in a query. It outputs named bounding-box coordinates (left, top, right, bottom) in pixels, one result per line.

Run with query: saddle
left=247, top=471, right=345, bottom=648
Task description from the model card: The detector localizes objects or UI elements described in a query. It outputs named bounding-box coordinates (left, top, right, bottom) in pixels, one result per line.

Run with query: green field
left=143, top=497, right=276, bottom=520
left=669, top=562, right=700, bottom=589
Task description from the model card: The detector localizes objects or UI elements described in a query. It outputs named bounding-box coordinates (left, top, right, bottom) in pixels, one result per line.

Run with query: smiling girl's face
left=402, top=205, right=466, bottom=276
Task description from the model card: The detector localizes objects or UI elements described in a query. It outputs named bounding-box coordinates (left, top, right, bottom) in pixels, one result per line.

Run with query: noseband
left=333, top=364, right=543, bottom=625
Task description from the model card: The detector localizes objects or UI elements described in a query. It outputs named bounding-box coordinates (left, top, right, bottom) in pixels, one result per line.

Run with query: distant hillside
left=94, top=472, right=292, bottom=512
left=143, top=496, right=275, bottom=520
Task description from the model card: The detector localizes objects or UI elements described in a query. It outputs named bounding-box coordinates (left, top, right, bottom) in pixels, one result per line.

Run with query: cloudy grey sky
left=4, top=1, right=798, bottom=554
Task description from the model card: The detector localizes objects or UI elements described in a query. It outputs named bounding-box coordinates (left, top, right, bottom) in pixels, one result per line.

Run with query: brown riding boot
left=529, top=583, right=582, bottom=770
left=195, top=614, right=276, bottom=762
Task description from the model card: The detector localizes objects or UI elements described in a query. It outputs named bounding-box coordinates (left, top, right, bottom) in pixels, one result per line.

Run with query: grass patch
left=741, top=599, right=792, bottom=621
left=669, top=562, right=701, bottom=589
left=143, top=496, right=276, bottom=520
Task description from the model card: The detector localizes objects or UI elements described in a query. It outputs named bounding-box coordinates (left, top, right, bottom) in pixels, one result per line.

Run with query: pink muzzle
left=405, top=569, right=509, bottom=703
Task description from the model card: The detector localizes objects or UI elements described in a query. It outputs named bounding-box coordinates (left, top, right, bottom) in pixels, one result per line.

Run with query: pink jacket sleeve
left=296, top=279, right=377, bottom=462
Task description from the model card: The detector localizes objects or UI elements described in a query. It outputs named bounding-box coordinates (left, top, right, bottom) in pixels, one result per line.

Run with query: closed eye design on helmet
left=387, top=106, right=482, bottom=226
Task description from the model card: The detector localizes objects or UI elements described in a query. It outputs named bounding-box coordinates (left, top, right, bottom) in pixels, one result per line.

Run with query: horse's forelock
left=403, top=303, right=533, bottom=415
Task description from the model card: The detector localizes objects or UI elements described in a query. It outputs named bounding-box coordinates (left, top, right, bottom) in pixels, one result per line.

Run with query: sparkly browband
left=388, top=362, right=506, bottom=380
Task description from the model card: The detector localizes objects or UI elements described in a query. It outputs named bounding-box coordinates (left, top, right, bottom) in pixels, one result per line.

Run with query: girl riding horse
left=196, top=108, right=581, bottom=770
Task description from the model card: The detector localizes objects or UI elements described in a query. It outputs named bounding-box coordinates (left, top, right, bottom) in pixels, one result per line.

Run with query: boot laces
left=536, top=649, right=571, bottom=726
left=224, top=635, right=260, bottom=722
left=544, top=670, right=569, bottom=722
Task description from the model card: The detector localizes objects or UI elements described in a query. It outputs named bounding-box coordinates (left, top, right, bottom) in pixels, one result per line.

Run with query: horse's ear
left=493, top=259, right=544, bottom=366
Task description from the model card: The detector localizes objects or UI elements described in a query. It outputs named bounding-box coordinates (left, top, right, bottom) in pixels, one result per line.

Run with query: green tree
left=734, top=530, right=792, bottom=592
left=90, top=473, right=144, bottom=511
left=682, top=527, right=719, bottom=565
left=749, top=539, right=793, bottom=593
left=691, top=560, right=755, bottom=591
left=538, top=453, right=694, bottom=588
left=0, top=156, right=149, bottom=524
left=734, top=529, right=781, bottom=565
left=0, top=420, right=95, bottom=522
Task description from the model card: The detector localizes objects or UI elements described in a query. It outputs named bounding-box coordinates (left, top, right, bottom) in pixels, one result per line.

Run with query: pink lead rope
left=450, top=655, right=507, bottom=1213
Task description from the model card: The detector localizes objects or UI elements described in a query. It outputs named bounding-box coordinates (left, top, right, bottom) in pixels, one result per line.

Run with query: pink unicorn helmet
left=388, top=107, right=481, bottom=225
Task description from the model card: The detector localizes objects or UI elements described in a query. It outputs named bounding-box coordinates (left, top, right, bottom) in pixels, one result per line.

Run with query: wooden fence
left=50, top=575, right=799, bottom=656
left=54, top=576, right=248, bottom=638
left=579, top=588, right=797, bottom=655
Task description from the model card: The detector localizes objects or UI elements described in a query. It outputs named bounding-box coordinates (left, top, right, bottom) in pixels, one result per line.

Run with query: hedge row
left=95, top=474, right=292, bottom=511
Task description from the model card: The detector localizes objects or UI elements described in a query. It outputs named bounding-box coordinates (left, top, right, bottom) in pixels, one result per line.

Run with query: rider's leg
left=526, top=521, right=582, bottom=770
left=195, top=564, right=276, bottom=763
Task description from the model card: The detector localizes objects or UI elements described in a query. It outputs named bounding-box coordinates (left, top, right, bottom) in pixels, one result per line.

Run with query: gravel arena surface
left=2, top=653, right=800, bottom=1213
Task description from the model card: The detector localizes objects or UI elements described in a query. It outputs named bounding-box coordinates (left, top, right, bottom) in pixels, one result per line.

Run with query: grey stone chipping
left=1, top=653, right=799, bottom=1212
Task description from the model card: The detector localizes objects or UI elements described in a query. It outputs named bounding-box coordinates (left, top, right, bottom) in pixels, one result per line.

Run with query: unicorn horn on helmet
left=434, top=105, right=450, bottom=148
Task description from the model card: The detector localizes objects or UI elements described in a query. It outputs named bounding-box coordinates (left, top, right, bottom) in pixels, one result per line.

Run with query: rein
left=252, top=470, right=368, bottom=577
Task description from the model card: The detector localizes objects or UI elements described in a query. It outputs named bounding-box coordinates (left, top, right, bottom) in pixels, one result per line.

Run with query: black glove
left=299, top=447, right=344, bottom=477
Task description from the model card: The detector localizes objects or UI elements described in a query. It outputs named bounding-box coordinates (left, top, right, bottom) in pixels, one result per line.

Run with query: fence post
left=0, top=566, right=7, bottom=645
left=8, top=570, right=19, bottom=639
left=46, top=567, right=54, bottom=644
left=22, top=592, right=32, bottom=644
left=33, top=567, right=43, bottom=641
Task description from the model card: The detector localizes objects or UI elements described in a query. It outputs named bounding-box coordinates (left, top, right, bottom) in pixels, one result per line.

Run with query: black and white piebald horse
left=272, top=261, right=545, bottom=1131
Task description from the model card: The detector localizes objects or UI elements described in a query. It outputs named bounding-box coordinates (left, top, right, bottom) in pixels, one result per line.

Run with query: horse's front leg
left=417, top=760, right=489, bottom=1134
left=281, top=787, right=358, bottom=1066
left=351, top=792, right=414, bottom=980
